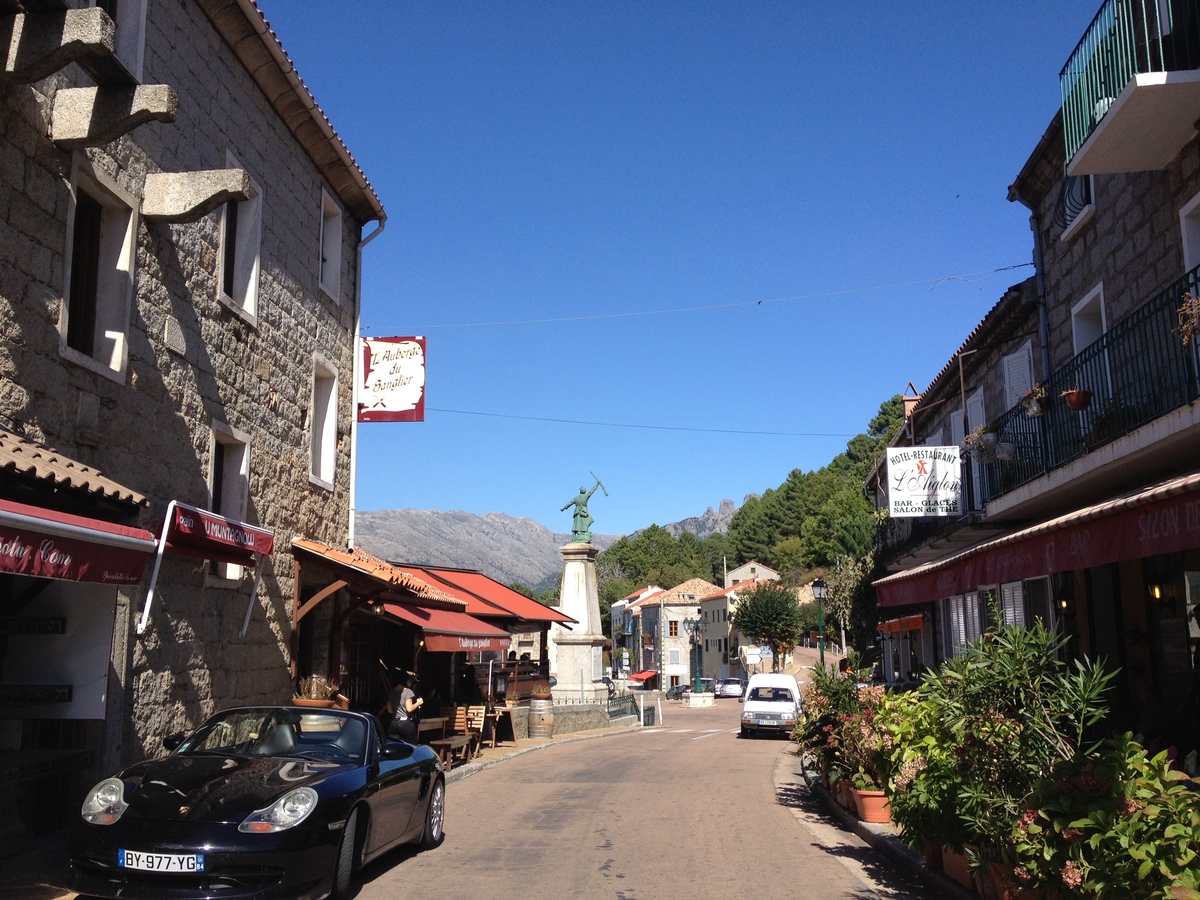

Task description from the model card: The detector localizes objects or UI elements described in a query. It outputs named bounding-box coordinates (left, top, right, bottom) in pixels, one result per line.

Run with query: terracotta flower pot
left=1063, top=389, right=1093, bottom=411
left=923, top=840, right=943, bottom=871
left=851, top=788, right=891, bottom=824
left=292, top=697, right=338, bottom=708
left=942, top=846, right=973, bottom=890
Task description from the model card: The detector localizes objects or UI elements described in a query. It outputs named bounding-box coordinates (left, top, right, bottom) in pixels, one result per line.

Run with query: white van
left=739, top=672, right=801, bottom=738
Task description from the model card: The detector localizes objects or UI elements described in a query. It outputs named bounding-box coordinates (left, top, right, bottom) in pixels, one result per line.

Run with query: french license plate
left=758, top=719, right=776, bottom=726
left=119, top=850, right=205, bottom=873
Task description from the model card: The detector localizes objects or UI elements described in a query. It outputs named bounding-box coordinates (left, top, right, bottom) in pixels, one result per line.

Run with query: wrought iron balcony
left=1061, top=0, right=1200, bottom=173
left=980, top=264, right=1200, bottom=502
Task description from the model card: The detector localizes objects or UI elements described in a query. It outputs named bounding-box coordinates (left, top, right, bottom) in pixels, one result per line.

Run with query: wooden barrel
left=528, top=698, right=555, bottom=738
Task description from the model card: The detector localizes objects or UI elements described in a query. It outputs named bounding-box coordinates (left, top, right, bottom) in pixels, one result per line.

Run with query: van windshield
left=747, top=687, right=793, bottom=702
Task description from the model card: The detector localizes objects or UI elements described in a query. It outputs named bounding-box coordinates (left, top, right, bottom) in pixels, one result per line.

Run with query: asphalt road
left=352, top=699, right=940, bottom=900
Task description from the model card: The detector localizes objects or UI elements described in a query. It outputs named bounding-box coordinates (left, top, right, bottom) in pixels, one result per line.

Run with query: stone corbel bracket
left=142, top=169, right=251, bottom=223
left=51, top=83, right=177, bottom=147
left=2, top=7, right=132, bottom=85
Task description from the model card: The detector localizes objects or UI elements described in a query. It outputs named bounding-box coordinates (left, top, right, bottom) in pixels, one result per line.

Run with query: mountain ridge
left=355, top=500, right=736, bottom=589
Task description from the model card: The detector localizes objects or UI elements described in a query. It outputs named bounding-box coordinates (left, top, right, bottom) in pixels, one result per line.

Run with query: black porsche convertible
left=67, top=706, right=445, bottom=899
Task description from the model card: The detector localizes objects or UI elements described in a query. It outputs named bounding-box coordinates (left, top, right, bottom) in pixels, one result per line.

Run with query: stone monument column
left=550, top=541, right=608, bottom=703
left=550, top=476, right=609, bottom=704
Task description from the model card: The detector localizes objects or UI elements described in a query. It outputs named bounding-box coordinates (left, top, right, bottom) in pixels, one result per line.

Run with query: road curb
left=772, top=749, right=977, bottom=900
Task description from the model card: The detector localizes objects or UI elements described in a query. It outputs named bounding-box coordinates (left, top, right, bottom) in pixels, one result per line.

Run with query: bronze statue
left=562, top=474, right=607, bottom=543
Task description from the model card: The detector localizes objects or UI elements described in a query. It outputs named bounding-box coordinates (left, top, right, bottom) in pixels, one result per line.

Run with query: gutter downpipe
left=1009, top=185, right=1051, bottom=379
left=348, top=217, right=387, bottom=550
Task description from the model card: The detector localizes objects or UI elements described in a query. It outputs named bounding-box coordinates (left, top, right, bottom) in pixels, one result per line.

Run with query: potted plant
left=1085, top=397, right=1138, bottom=448
left=1019, top=384, right=1046, bottom=417
left=530, top=679, right=553, bottom=700
left=293, top=674, right=346, bottom=708
left=1061, top=387, right=1093, bottom=411
left=961, top=426, right=999, bottom=463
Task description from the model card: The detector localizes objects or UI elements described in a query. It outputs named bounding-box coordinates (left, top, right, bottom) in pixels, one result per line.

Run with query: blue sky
left=259, top=1, right=1099, bottom=536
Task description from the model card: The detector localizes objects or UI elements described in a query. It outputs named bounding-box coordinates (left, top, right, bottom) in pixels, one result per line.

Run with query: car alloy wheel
left=419, top=778, right=445, bottom=850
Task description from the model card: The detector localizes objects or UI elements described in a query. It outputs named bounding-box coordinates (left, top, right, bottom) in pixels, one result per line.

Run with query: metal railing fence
left=1060, top=0, right=1200, bottom=162
left=980, top=264, right=1200, bottom=502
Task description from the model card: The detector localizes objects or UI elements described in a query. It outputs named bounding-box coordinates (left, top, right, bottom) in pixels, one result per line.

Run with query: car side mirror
left=163, top=732, right=185, bottom=751
left=380, top=741, right=416, bottom=761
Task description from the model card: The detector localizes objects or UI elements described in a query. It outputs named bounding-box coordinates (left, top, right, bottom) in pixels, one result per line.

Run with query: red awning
left=876, top=470, right=1200, bottom=608
left=877, top=615, right=924, bottom=634
left=139, top=501, right=276, bottom=635
left=628, top=670, right=657, bottom=682
left=0, top=498, right=156, bottom=585
left=410, top=567, right=576, bottom=625
left=381, top=602, right=512, bottom=653
left=164, top=502, right=274, bottom=564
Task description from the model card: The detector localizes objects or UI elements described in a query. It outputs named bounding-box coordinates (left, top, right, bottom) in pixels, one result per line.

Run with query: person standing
left=385, top=672, right=424, bottom=743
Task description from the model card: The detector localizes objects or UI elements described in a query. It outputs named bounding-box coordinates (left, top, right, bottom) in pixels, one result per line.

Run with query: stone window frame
left=308, top=353, right=338, bottom=490
left=1178, top=188, right=1200, bottom=271
left=59, top=153, right=137, bottom=384
left=318, top=189, right=343, bottom=300
left=216, top=151, right=262, bottom=327
left=206, top=419, right=251, bottom=585
left=94, top=0, right=148, bottom=81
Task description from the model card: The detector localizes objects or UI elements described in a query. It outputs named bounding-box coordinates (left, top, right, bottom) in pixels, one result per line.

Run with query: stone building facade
left=1, top=0, right=384, bottom=829
left=869, top=1, right=1200, bottom=745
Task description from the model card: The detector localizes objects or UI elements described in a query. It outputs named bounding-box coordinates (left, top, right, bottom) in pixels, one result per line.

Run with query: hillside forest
left=591, top=395, right=906, bottom=641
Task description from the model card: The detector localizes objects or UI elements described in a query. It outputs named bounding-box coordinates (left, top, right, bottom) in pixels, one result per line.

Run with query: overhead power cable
left=427, top=406, right=857, bottom=438
left=364, top=263, right=1033, bottom=332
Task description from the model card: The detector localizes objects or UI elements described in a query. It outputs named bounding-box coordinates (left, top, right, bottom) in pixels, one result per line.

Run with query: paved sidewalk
left=773, top=745, right=977, bottom=900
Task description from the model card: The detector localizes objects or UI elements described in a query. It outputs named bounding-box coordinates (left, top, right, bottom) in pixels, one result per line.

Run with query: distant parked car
left=698, top=678, right=715, bottom=694
left=715, top=677, right=744, bottom=698
left=665, top=684, right=693, bottom=700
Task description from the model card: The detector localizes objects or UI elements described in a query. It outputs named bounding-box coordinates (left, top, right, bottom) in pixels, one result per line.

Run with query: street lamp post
left=811, top=578, right=827, bottom=668
left=682, top=617, right=705, bottom=692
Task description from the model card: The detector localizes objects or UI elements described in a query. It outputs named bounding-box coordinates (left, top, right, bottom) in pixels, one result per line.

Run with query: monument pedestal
left=550, top=542, right=607, bottom=704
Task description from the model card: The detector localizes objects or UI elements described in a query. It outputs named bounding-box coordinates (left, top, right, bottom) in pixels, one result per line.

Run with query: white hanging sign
left=886, top=446, right=962, bottom=518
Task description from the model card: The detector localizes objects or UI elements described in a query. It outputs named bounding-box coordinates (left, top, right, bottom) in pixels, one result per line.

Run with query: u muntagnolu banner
left=887, top=446, right=962, bottom=518
left=359, top=336, right=426, bottom=422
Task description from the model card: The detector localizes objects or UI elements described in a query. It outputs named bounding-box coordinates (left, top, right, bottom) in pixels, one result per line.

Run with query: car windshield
left=176, top=708, right=370, bottom=763
left=747, top=687, right=794, bottom=702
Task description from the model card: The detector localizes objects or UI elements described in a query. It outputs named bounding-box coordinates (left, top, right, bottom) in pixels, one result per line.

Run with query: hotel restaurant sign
left=886, top=446, right=962, bottom=518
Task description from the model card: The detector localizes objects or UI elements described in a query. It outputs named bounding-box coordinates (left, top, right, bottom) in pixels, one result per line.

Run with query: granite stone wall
left=1, top=1, right=368, bottom=770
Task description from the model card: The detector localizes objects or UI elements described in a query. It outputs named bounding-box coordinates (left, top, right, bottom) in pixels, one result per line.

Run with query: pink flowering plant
left=1006, top=734, right=1200, bottom=898
left=795, top=653, right=873, bottom=787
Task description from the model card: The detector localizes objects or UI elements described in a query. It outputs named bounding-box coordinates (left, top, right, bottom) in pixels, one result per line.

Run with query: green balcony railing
left=1060, top=0, right=1200, bottom=163
left=979, top=264, right=1200, bottom=502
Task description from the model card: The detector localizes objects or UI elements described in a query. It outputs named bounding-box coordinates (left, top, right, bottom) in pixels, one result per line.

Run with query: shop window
left=61, top=157, right=136, bottom=381
left=210, top=421, right=250, bottom=581
left=309, top=357, right=337, bottom=488
left=319, top=189, right=342, bottom=298
left=217, top=153, right=261, bottom=324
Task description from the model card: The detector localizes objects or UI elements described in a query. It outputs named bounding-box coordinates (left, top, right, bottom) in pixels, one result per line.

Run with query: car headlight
left=81, top=777, right=129, bottom=825
left=239, top=787, right=318, bottom=833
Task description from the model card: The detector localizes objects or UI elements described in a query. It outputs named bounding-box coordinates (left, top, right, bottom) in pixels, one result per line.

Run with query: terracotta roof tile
left=0, top=430, right=146, bottom=506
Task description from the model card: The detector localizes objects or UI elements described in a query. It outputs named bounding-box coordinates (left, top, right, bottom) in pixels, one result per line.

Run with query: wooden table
left=417, top=716, right=449, bottom=741
left=481, top=708, right=516, bottom=748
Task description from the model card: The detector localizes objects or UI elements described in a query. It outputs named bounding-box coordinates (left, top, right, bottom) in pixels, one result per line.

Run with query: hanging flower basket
left=995, top=441, right=1017, bottom=462
left=1020, top=384, right=1047, bottom=417
left=1062, top=388, right=1093, bottom=411
left=962, top=428, right=998, bottom=464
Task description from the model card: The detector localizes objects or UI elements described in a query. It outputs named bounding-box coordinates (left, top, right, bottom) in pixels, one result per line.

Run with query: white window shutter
left=1002, top=342, right=1034, bottom=409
